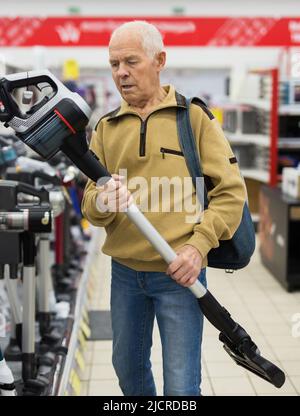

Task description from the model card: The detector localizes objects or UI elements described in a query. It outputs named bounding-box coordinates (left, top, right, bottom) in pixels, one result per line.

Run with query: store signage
left=0, top=17, right=300, bottom=47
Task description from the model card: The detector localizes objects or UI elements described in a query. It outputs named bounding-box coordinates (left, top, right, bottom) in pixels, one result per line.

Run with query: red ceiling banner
left=0, top=17, right=300, bottom=47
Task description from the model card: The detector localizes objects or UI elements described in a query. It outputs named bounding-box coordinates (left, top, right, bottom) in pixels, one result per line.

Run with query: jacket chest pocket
left=160, top=147, right=184, bottom=159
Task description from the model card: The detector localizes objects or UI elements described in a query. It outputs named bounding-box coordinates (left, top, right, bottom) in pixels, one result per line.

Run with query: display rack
left=224, top=68, right=279, bottom=187
left=223, top=68, right=300, bottom=218
left=260, top=185, right=300, bottom=292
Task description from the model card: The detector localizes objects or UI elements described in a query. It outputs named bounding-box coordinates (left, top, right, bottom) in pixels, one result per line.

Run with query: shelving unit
left=260, top=185, right=300, bottom=292
left=225, top=133, right=270, bottom=147
left=224, top=68, right=280, bottom=187
left=222, top=69, right=300, bottom=218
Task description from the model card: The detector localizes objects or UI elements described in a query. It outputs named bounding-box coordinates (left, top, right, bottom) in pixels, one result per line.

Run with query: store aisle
left=80, top=230, right=300, bottom=396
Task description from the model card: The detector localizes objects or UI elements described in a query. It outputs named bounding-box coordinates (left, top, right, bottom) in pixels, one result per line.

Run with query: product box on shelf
left=222, top=104, right=264, bottom=135
left=282, top=167, right=300, bottom=199
left=255, top=147, right=270, bottom=171
left=280, top=79, right=300, bottom=105
left=231, top=143, right=256, bottom=168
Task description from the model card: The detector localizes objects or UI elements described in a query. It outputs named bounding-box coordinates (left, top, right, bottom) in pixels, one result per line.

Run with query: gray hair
left=109, top=20, right=164, bottom=59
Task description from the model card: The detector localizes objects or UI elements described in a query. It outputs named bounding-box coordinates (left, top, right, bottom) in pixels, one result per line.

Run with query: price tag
left=80, top=319, right=91, bottom=339
left=78, top=330, right=87, bottom=350
left=82, top=308, right=89, bottom=324
left=70, top=369, right=81, bottom=396
left=75, top=349, right=85, bottom=372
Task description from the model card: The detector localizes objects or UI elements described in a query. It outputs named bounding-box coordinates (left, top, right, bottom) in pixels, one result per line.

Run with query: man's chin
left=122, top=90, right=135, bottom=97
left=120, top=91, right=136, bottom=104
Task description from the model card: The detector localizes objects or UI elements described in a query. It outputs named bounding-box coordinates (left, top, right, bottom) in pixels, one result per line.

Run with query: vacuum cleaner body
left=0, top=70, right=91, bottom=159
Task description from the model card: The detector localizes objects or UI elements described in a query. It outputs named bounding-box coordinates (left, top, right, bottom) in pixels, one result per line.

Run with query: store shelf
left=278, top=138, right=300, bottom=148
left=279, top=104, right=300, bottom=115
left=235, top=100, right=300, bottom=116
left=241, top=168, right=269, bottom=183
left=226, top=132, right=270, bottom=146
left=237, top=98, right=270, bottom=111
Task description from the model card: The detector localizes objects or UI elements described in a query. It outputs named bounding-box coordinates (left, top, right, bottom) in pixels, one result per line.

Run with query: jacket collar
left=107, top=85, right=187, bottom=121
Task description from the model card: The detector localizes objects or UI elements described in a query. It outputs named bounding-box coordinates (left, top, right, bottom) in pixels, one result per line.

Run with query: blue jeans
left=110, top=259, right=207, bottom=396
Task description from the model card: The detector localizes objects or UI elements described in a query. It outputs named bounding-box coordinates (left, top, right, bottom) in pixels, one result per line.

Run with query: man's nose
left=117, top=64, right=129, bottom=78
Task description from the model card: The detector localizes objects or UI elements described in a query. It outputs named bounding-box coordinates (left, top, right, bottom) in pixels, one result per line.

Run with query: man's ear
left=156, top=51, right=166, bottom=71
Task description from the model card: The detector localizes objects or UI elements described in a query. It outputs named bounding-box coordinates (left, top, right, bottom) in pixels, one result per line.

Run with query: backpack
left=176, top=96, right=256, bottom=270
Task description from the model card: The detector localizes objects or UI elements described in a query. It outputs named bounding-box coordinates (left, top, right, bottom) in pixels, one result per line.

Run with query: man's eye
left=111, top=63, right=118, bottom=68
left=128, top=61, right=137, bottom=65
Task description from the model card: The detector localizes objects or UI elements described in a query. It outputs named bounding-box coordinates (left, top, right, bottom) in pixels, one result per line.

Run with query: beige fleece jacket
left=81, top=85, right=247, bottom=271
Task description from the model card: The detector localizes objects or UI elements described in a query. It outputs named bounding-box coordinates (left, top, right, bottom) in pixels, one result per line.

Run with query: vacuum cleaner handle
left=0, top=70, right=58, bottom=122
left=2, top=70, right=58, bottom=91
left=126, top=203, right=206, bottom=298
left=62, top=146, right=112, bottom=185
left=60, top=133, right=112, bottom=184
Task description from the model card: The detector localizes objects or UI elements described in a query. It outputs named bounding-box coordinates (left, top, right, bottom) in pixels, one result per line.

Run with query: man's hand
left=166, top=245, right=203, bottom=287
left=96, top=173, right=133, bottom=212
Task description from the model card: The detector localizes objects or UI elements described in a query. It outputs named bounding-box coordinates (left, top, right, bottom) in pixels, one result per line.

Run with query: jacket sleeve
left=81, top=122, right=117, bottom=227
left=185, top=108, right=248, bottom=259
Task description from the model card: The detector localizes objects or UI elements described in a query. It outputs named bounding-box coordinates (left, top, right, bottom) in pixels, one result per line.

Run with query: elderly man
left=82, top=21, right=246, bottom=396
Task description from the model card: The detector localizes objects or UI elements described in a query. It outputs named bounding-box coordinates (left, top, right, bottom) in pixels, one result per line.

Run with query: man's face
left=109, top=32, right=165, bottom=106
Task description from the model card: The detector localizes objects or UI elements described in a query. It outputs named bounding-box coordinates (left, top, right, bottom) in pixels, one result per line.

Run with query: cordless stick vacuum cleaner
left=4, top=168, right=66, bottom=351
left=0, top=180, right=52, bottom=394
left=0, top=70, right=286, bottom=388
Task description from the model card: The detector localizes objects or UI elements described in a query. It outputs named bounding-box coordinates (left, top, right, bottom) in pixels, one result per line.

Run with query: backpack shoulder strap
left=190, top=97, right=215, bottom=120
left=176, top=96, right=209, bottom=209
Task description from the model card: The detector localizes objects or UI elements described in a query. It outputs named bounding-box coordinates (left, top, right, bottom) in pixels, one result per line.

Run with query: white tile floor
left=81, top=230, right=300, bottom=396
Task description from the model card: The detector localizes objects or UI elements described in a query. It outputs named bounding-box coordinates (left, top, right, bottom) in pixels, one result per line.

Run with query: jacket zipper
left=160, top=147, right=184, bottom=159
left=139, top=106, right=186, bottom=157
left=139, top=120, right=147, bottom=157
